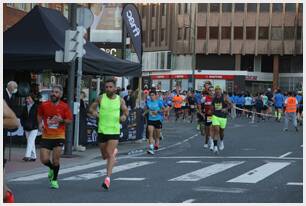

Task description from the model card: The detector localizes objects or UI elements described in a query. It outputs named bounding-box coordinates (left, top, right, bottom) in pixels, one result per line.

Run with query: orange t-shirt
left=38, top=100, right=73, bottom=139
left=173, top=95, right=183, bottom=108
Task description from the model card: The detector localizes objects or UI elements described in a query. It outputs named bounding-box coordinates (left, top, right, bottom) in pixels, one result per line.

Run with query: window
left=297, top=26, right=302, bottom=40
left=6, top=3, right=14, bottom=7
left=178, top=28, right=183, bottom=40
left=271, top=27, right=282, bottom=40
left=63, top=4, right=69, bottom=18
left=178, top=4, right=182, bottom=14
left=284, top=27, right=295, bottom=40
left=209, top=27, right=219, bottom=39
left=260, top=3, right=270, bottom=12
left=247, top=3, right=257, bottom=12
left=161, top=3, right=166, bottom=16
left=272, top=3, right=283, bottom=12
left=198, top=3, right=207, bottom=12
left=285, top=3, right=296, bottom=12
left=41, top=3, right=48, bottom=8
left=222, top=3, right=232, bottom=12
left=234, top=27, right=243, bottom=39
left=184, top=27, right=189, bottom=40
left=151, top=4, right=156, bottom=17
left=259, top=27, right=269, bottom=39
left=151, top=30, right=155, bottom=42
left=246, top=27, right=256, bottom=39
left=210, top=3, right=220, bottom=12
left=221, top=27, right=231, bottom=39
left=142, top=5, right=146, bottom=18
left=161, top=28, right=165, bottom=41
left=197, top=27, right=206, bottom=39
left=184, top=3, right=188, bottom=14
left=298, top=3, right=302, bottom=12
left=235, top=3, right=244, bottom=12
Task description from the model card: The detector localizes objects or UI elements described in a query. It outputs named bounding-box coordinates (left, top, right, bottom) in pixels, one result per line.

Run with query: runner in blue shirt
left=273, top=89, right=285, bottom=122
left=295, top=91, right=303, bottom=125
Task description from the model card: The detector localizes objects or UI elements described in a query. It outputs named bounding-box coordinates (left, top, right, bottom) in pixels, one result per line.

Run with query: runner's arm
left=89, top=96, right=102, bottom=118
left=3, top=100, right=19, bottom=129
left=120, top=98, right=129, bottom=119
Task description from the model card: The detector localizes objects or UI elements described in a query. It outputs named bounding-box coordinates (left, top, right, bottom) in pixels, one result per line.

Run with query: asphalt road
left=8, top=116, right=303, bottom=203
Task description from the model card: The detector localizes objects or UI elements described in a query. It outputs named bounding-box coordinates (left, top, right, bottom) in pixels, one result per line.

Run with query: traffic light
left=64, top=26, right=86, bottom=62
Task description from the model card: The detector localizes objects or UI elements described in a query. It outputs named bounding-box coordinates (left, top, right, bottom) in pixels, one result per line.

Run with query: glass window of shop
left=235, top=3, right=244, bottom=12
left=241, top=55, right=254, bottom=71
left=246, top=27, right=256, bottom=40
left=284, top=27, right=295, bottom=40
left=173, top=79, right=189, bottom=91
left=234, top=27, right=243, bottom=40
left=209, top=27, right=219, bottom=39
left=90, top=4, right=122, bottom=42
left=259, top=27, right=269, bottom=39
left=153, top=80, right=170, bottom=91
left=279, top=77, right=303, bottom=92
left=271, top=27, right=282, bottom=40
left=285, top=3, right=296, bottom=12
left=260, top=3, right=270, bottom=12
left=198, top=3, right=207, bottom=13
left=222, top=3, right=232, bottom=12
left=272, top=3, right=283, bottom=12
left=247, top=3, right=257, bottom=12
left=197, top=27, right=206, bottom=39
left=210, top=3, right=220, bottom=12
left=221, top=27, right=231, bottom=39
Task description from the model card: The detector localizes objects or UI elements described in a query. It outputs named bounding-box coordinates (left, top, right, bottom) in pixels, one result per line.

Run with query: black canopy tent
left=4, top=5, right=142, bottom=77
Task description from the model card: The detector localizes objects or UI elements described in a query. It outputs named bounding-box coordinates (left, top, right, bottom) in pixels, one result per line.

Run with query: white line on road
left=177, top=160, right=201, bottom=164
left=227, top=162, right=291, bottom=184
left=126, top=156, right=303, bottom=160
left=287, top=182, right=303, bottom=186
left=182, top=199, right=196, bottom=203
left=114, top=178, right=145, bottom=181
left=301, top=145, right=303, bottom=147
left=279, top=152, right=292, bottom=158
left=62, top=161, right=154, bottom=181
left=10, top=161, right=106, bottom=182
left=158, top=134, right=199, bottom=152
left=169, top=161, right=244, bottom=182
left=193, top=186, right=248, bottom=193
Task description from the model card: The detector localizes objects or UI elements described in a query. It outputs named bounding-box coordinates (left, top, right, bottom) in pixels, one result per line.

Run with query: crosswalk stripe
left=114, top=178, right=145, bottom=181
left=62, top=161, right=154, bottom=181
left=177, top=160, right=201, bottom=164
left=287, top=182, right=303, bottom=186
left=227, top=162, right=291, bottom=183
left=10, top=161, right=106, bottom=182
left=169, top=161, right=244, bottom=182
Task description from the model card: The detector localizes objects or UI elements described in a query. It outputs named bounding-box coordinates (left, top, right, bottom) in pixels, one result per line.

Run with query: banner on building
left=122, top=4, right=143, bottom=63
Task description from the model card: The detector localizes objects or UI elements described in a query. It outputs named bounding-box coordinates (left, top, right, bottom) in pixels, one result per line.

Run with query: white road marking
left=287, top=182, right=303, bottom=186
left=279, top=152, right=292, bottom=158
left=158, top=134, right=199, bottom=152
left=182, top=199, right=196, bottom=203
left=10, top=161, right=106, bottom=182
left=193, top=186, right=248, bottom=193
left=126, top=156, right=303, bottom=160
left=169, top=161, right=244, bottom=182
left=177, top=160, right=201, bottom=164
left=62, top=161, right=154, bottom=181
left=301, top=145, right=303, bottom=147
left=227, top=162, right=291, bottom=183
left=114, top=178, right=145, bottom=181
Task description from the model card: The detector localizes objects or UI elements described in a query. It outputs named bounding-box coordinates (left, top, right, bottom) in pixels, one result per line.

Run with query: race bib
left=190, top=105, right=195, bottom=109
left=214, top=102, right=222, bottom=110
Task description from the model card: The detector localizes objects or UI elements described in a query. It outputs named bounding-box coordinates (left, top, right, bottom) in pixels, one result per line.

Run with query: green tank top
left=98, top=93, right=121, bottom=134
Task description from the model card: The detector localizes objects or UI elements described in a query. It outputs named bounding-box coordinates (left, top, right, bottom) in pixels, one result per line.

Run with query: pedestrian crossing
left=10, top=160, right=299, bottom=186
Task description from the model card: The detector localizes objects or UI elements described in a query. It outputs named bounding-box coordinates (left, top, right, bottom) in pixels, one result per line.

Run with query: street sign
left=76, top=7, right=94, bottom=29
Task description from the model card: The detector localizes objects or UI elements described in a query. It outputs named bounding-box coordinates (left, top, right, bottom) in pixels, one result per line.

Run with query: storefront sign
left=194, top=74, right=234, bottom=80
left=245, top=76, right=258, bottom=81
left=151, top=75, right=171, bottom=79
left=171, top=74, right=190, bottom=79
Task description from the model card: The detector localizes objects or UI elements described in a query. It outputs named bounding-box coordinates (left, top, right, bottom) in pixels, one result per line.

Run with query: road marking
left=169, top=161, right=244, bottom=182
left=114, top=178, right=145, bottom=181
left=193, top=186, right=248, bottom=193
left=227, top=162, right=291, bottom=183
left=126, top=156, right=303, bottom=160
left=279, top=152, right=292, bottom=158
left=182, top=199, right=196, bottom=203
left=301, top=145, right=303, bottom=147
left=10, top=161, right=106, bottom=182
left=158, top=134, right=199, bottom=152
left=62, top=161, right=154, bottom=181
left=177, top=160, right=201, bottom=164
left=287, top=182, right=303, bottom=186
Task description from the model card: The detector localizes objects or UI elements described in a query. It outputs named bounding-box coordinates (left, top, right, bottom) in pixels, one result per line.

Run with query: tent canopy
left=4, top=6, right=142, bottom=77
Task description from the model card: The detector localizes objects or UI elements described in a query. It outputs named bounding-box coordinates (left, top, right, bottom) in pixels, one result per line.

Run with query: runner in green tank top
left=89, top=79, right=129, bottom=190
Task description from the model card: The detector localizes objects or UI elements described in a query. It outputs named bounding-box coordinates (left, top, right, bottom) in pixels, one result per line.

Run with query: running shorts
left=174, top=108, right=182, bottom=113
left=297, top=106, right=303, bottom=114
left=98, top=133, right=120, bottom=143
left=205, top=115, right=212, bottom=126
left=147, top=120, right=163, bottom=129
left=40, top=138, right=65, bottom=150
left=263, top=105, right=268, bottom=110
left=212, top=115, right=227, bottom=129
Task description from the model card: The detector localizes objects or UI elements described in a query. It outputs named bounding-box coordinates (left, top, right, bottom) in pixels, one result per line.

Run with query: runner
left=89, top=79, right=129, bottom=190
left=181, top=91, right=188, bottom=120
left=236, top=93, right=244, bottom=118
left=261, top=93, right=269, bottom=120
left=273, top=89, right=285, bottom=122
left=37, top=85, right=73, bottom=189
left=283, top=91, right=298, bottom=132
left=186, top=90, right=197, bottom=123
left=144, top=90, right=165, bottom=154
left=172, top=91, right=183, bottom=121
left=211, top=85, right=232, bottom=153
left=296, top=91, right=303, bottom=126
left=244, top=92, right=253, bottom=119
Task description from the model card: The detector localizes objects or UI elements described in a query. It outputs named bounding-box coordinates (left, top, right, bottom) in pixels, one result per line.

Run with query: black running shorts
left=40, top=138, right=65, bottom=150
left=98, top=133, right=120, bottom=143
left=147, top=120, right=163, bottom=129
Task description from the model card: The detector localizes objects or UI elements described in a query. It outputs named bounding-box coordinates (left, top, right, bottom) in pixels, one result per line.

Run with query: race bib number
left=214, top=102, right=222, bottom=110
left=190, top=105, right=195, bottom=109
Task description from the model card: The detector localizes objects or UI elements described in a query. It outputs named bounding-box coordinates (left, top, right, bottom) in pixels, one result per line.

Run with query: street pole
left=121, top=3, right=127, bottom=90
left=191, top=4, right=197, bottom=90
left=64, top=3, right=77, bottom=156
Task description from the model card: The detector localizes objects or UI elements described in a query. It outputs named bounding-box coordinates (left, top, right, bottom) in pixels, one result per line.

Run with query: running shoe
left=154, top=144, right=159, bottom=150
left=208, top=138, right=213, bottom=147
left=48, top=169, right=54, bottom=182
left=209, top=142, right=214, bottom=151
left=283, top=128, right=288, bottom=132
left=50, top=180, right=59, bottom=189
left=219, top=141, right=224, bottom=151
left=196, top=124, right=200, bottom=130
left=203, top=144, right=208, bottom=148
left=4, top=191, right=15, bottom=203
left=147, top=149, right=155, bottom=155
left=102, top=177, right=110, bottom=190
left=295, top=127, right=299, bottom=132
left=213, top=146, right=219, bottom=154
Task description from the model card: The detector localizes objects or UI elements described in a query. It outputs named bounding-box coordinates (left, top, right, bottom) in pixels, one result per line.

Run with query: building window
left=197, top=27, right=206, bottom=39
left=234, top=27, right=243, bottom=39
left=63, top=4, right=69, bottom=18
left=222, top=3, right=232, bottom=12
left=161, top=28, right=165, bottom=42
left=209, top=27, right=219, bottom=39
left=184, top=3, right=188, bottom=14
left=198, top=3, right=207, bottom=12
left=6, top=3, right=14, bottom=8
left=184, top=27, right=189, bottom=40
left=298, top=3, right=302, bottom=12
left=297, top=26, right=302, bottom=40
left=285, top=3, right=296, bottom=12
left=142, top=5, right=146, bottom=18
left=272, top=3, right=283, bottom=12
left=151, top=4, right=156, bottom=17
left=221, top=27, right=231, bottom=39
left=284, top=27, right=295, bottom=40
left=178, top=28, right=183, bottom=40
left=151, top=30, right=155, bottom=42
left=210, top=3, right=220, bottom=12
left=247, top=3, right=257, bottom=12
left=246, top=27, right=256, bottom=39
left=259, top=27, right=269, bottom=39
left=271, top=27, right=282, bottom=40
left=161, top=3, right=166, bottom=16
left=235, top=3, right=244, bottom=12
left=260, top=3, right=270, bottom=12
left=178, top=4, right=182, bottom=14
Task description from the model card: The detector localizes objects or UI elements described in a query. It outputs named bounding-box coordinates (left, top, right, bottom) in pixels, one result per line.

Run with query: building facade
left=138, top=3, right=303, bottom=93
